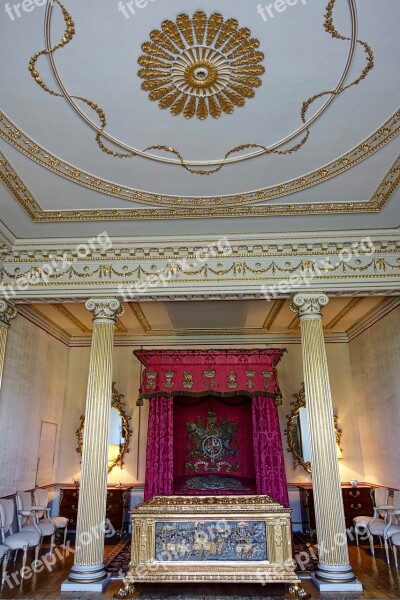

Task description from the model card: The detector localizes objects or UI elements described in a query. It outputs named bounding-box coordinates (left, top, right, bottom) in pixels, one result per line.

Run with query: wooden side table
left=298, top=484, right=374, bottom=532
left=59, top=486, right=132, bottom=536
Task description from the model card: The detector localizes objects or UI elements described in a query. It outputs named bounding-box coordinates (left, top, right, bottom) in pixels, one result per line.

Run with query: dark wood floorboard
left=0, top=540, right=399, bottom=599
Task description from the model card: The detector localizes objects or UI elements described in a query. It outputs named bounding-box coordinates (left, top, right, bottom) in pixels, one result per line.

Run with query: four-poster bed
left=118, top=350, right=306, bottom=597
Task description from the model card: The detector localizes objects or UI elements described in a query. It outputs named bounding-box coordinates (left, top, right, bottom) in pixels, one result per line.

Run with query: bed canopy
left=135, top=349, right=289, bottom=507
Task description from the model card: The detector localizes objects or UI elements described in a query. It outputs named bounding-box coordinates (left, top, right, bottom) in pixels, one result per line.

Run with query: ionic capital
left=0, top=300, right=17, bottom=329
left=85, top=298, right=124, bottom=325
left=290, top=292, right=329, bottom=321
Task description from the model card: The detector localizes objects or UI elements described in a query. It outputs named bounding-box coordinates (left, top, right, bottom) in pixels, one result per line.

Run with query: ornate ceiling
left=0, top=0, right=399, bottom=238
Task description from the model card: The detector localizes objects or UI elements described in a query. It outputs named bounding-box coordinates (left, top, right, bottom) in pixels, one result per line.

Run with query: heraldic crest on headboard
left=185, top=409, right=239, bottom=474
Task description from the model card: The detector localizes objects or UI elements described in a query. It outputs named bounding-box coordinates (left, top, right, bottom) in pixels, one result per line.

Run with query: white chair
left=0, top=544, right=10, bottom=585
left=0, top=499, right=40, bottom=576
left=353, top=487, right=389, bottom=545
left=368, top=491, right=400, bottom=564
left=391, top=524, right=400, bottom=570
left=33, top=488, right=68, bottom=546
left=16, top=491, right=55, bottom=554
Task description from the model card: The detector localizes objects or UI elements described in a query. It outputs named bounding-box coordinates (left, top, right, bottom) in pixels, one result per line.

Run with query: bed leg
left=288, top=582, right=311, bottom=599
left=114, top=570, right=138, bottom=599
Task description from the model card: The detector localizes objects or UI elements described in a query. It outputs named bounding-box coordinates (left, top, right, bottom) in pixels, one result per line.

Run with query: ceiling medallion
left=138, top=12, right=265, bottom=120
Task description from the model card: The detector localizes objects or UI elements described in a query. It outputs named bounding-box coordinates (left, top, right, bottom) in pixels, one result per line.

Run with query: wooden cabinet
left=298, top=485, right=374, bottom=532
left=59, top=486, right=131, bottom=536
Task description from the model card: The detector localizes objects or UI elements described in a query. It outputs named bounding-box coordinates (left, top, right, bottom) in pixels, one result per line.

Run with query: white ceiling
left=0, top=0, right=399, bottom=239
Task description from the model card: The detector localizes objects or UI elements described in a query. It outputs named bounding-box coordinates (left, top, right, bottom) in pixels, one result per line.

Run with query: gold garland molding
left=2, top=257, right=400, bottom=289
left=0, top=111, right=399, bottom=219
left=28, top=0, right=373, bottom=175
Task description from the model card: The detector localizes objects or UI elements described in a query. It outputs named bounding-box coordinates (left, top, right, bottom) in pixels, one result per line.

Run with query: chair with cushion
left=391, top=522, right=400, bottom=570
left=0, top=544, right=10, bottom=585
left=33, top=488, right=68, bottom=546
left=16, top=491, right=55, bottom=554
left=353, top=487, right=389, bottom=545
left=0, top=499, right=40, bottom=576
left=368, top=491, right=400, bottom=565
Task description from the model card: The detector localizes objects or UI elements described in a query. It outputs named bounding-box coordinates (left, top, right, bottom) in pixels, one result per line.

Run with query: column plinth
left=0, top=300, right=17, bottom=391
left=291, top=293, right=362, bottom=593
left=62, top=298, right=123, bottom=592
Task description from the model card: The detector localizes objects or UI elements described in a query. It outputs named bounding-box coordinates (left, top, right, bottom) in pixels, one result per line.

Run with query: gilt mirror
left=284, top=382, right=342, bottom=474
left=76, top=382, right=132, bottom=472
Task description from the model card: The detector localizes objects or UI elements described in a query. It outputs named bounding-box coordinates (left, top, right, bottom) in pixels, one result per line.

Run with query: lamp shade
left=108, top=444, right=120, bottom=464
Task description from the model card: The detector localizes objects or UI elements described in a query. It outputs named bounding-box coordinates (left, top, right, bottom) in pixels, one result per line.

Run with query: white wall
left=0, top=314, right=69, bottom=496
left=349, top=305, right=400, bottom=489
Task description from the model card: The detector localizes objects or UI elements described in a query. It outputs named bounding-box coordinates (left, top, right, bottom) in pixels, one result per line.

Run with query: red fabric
left=252, top=396, right=289, bottom=507
left=173, top=397, right=255, bottom=479
left=144, top=397, right=174, bottom=501
left=140, top=350, right=288, bottom=504
left=135, top=349, right=285, bottom=400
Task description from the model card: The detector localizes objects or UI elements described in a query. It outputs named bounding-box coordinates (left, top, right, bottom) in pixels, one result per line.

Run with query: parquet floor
left=0, top=540, right=399, bottom=599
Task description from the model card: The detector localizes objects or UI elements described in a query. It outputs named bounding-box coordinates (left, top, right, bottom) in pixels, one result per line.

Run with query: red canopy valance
left=134, top=349, right=286, bottom=405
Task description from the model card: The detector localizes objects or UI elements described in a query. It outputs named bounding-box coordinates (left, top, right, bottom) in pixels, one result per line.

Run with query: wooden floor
left=0, top=540, right=399, bottom=599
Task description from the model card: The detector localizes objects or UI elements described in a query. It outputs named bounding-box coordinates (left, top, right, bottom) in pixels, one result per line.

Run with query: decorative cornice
left=0, top=232, right=399, bottom=300
left=6, top=231, right=400, bottom=261
left=0, top=111, right=399, bottom=219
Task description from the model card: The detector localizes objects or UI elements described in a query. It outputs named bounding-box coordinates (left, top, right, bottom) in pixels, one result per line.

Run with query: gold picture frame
left=284, top=382, right=342, bottom=474
left=76, top=382, right=132, bottom=473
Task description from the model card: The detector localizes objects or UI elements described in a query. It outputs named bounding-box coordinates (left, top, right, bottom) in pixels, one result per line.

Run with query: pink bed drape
left=144, top=397, right=174, bottom=501
left=252, top=396, right=289, bottom=506
left=140, top=349, right=288, bottom=504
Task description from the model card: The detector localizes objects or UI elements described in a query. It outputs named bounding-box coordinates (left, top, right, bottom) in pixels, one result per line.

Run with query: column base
left=312, top=563, right=362, bottom=592
left=312, top=574, right=362, bottom=592
left=61, top=574, right=111, bottom=592
left=61, top=563, right=111, bottom=592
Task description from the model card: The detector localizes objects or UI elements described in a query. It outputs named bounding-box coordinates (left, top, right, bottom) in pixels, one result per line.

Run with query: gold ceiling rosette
left=138, top=11, right=265, bottom=120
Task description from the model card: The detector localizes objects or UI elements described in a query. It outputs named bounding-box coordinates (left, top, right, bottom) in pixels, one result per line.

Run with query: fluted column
left=63, top=298, right=123, bottom=592
left=0, top=300, right=17, bottom=391
left=291, top=293, right=361, bottom=592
